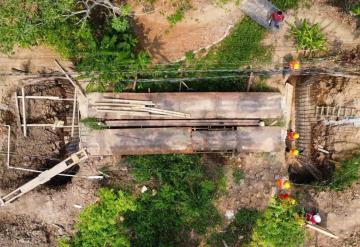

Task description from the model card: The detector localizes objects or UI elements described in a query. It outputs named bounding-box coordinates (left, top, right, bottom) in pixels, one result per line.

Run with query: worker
left=269, top=10, right=285, bottom=29
left=305, top=212, right=322, bottom=225
left=287, top=130, right=300, bottom=141
left=283, top=59, right=300, bottom=77
left=276, top=177, right=291, bottom=190
left=288, top=148, right=300, bottom=157
left=289, top=60, right=300, bottom=71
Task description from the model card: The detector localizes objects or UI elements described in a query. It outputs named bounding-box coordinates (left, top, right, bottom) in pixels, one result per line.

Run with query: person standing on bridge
left=269, top=10, right=285, bottom=29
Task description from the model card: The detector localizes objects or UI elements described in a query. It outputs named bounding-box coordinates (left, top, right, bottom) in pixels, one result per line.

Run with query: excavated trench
left=289, top=74, right=360, bottom=184
left=0, top=80, right=80, bottom=189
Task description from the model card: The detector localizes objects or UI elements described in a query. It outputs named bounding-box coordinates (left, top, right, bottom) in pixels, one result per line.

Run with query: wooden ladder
left=315, top=106, right=359, bottom=120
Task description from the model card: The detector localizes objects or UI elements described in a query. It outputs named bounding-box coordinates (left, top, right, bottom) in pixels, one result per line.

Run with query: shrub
left=352, top=2, right=360, bottom=16
left=167, top=0, right=191, bottom=25
left=125, top=154, right=223, bottom=246
left=62, top=188, right=136, bottom=247
left=290, top=19, right=327, bottom=55
left=329, top=152, right=360, bottom=191
left=251, top=198, right=305, bottom=247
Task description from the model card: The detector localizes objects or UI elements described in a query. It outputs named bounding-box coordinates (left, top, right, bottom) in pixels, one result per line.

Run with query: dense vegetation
left=329, top=153, right=360, bottom=191
left=250, top=198, right=305, bottom=247
left=63, top=154, right=224, bottom=246
left=59, top=189, right=135, bottom=247
left=0, top=0, right=148, bottom=91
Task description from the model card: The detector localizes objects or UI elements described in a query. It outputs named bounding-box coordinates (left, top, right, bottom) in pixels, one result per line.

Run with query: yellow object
left=293, top=133, right=300, bottom=139
left=283, top=181, right=291, bottom=189
left=290, top=60, right=300, bottom=70
left=290, top=149, right=300, bottom=157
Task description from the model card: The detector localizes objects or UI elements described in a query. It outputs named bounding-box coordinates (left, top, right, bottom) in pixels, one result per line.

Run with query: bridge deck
left=82, top=127, right=285, bottom=156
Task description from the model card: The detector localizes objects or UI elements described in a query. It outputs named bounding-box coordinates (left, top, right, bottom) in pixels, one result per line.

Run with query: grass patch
left=233, top=168, right=245, bottom=184
left=195, top=17, right=271, bottom=69
left=271, top=0, right=300, bottom=10
left=209, top=208, right=260, bottom=246
left=329, top=152, right=360, bottom=191
left=80, top=118, right=106, bottom=130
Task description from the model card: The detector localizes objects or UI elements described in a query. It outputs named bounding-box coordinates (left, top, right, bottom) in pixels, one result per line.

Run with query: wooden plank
left=97, top=99, right=154, bottom=105
left=71, top=89, right=77, bottom=137
left=93, top=102, right=147, bottom=107
left=21, top=87, right=27, bottom=137
left=96, top=107, right=190, bottom=118
left=105, top=119, right=260, bottom=127
left=1, top=149, right=88, bottom=206
left=54, top=60, right=86, bottom=98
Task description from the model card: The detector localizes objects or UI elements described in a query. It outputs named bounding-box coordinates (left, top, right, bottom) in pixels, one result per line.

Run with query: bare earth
left=129, top=0, right=243, bottom=62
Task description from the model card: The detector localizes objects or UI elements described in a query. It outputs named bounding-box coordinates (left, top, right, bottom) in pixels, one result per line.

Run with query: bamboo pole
left=21, top=87, right=27, bottom=137
left=54, top=60, right=86, bottom=97
left=71, top=89, right=77, bottom=137
left=16, top=95, right=74, bottom=101
left=21, top=124, right=79, bottom=128
left=305, top=224, right=339, bottom=239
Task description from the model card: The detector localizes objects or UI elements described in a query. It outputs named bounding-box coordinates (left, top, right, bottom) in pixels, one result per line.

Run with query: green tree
left=0, top=0, right=76, bottom=53
left=62, top=188, right=136, bottom=247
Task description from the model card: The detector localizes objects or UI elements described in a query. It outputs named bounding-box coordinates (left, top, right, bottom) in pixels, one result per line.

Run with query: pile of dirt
left=128, top=0, right=243, bottom=62
left=0, top=212, right=60, bottom=246
left=339, top=46, right=360, bottom=66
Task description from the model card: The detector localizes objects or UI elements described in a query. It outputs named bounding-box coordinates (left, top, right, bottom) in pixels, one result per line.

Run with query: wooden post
left=54, top=60, right=86, bottom=98
left=21, top=87, right=27, bottom=137
left=71, top=89, right=77, bottom=137
left=246, top=71, right=254, bottom=92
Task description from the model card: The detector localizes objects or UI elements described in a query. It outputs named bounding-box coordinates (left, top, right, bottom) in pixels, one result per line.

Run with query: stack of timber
left=93, top=98, right=190, bottom=118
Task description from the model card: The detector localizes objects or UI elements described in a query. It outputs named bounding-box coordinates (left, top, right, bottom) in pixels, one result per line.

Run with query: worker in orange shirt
left=283, top=59, right=300, bottom=77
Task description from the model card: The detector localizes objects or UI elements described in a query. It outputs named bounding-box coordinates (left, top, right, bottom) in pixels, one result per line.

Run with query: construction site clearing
left=0, top=0, right=360, bottom=245
left=0, top=56, right=359, bottom=242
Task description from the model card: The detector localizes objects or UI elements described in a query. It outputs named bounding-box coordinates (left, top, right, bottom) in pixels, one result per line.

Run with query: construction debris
left=0, top=149, right=88, bottom=206
left=94, top=99, right=191, bottom=118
